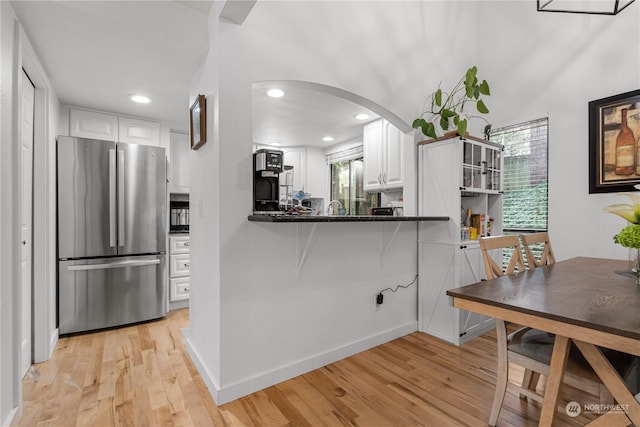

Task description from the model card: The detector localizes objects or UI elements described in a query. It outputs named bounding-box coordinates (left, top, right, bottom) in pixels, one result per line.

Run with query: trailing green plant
left=412, top=66, right=490, bottom=139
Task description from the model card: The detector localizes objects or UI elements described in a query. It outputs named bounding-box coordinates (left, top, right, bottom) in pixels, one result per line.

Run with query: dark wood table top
left=447, top=256, right=640, bottom=341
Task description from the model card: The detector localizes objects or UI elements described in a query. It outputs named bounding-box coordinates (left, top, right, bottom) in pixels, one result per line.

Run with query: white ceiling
left=11, top=0, right=377, bottom=143
left=252, top=82, right=379, bottom=148
left=11, top=0, right=212, bottom=132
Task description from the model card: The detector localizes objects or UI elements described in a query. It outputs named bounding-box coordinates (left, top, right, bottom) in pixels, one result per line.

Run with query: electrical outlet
left=374, top=294, right=381, bottom=311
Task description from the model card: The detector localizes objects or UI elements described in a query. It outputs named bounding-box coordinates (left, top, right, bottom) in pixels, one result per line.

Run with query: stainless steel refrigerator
left=57, top=136, right=167, bottom=334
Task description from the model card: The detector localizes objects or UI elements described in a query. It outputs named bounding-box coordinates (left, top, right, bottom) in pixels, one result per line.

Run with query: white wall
left=188, top=0, right=639, bottom=405
left=21, top=24, right=60, bottom=365
left=0, top=3, right=20, bottom=424
left=0, top=3, right=60, bottom=424
left=477, top=1, right=640, bottom=260
left=187, top=0, right=477, bottom=404
left=183, top=0, right=224, bottom=398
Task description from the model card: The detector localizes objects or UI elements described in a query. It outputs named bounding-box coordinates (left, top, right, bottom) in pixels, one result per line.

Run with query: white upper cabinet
left=68, top=107, right=161, bottom=146
left=363, top=119, right=403, bottom=191
left=383, top=120, right=403, bottom=188
left=283, top=148, right=305, bottom=193
left=363, top=119, right=384, bottom=191
left=118, top=116, right=161, bottom=146
left=69, top=108, right=118, bottom=141
left=279, top=146, right=325, bottom=199
left=169, top=132, right=190, bottom=193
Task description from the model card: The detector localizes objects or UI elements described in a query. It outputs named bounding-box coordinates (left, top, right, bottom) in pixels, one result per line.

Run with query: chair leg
left=490, top=320, right=509, bottom=426
left=520, top=369, right=540, bottom=399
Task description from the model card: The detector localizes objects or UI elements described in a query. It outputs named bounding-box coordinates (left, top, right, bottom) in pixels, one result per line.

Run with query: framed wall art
left=589, top=88, right=640, bottom=193
left=190, top=94, right=207, bottom=150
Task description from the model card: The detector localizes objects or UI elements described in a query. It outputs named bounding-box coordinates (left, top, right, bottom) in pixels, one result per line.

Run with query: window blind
left=325, top=145, right=363, bottom=164
left=491, top=118, right=549, bottom=231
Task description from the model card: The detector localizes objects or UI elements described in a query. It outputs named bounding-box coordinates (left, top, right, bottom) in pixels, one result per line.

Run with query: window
left=491, top=118, right=549, bottom=232
left=330, top=158, right=378, bottom=215
left=491, top=118, right=549, bottom=265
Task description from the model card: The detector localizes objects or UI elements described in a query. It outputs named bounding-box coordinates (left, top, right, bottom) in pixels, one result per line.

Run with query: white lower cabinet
left=169, top=235, right=190, bottom=302
left=170, top=276, right=190, bottom=301
left=418, top=239, right=495, bottom=345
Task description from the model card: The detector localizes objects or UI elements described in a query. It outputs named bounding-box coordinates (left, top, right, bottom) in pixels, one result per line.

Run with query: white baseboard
left=3, top=406, right=18, bottom=427
left=184, top=321, right=417, bottom=405
left=48, top=328, right=59, bottom=360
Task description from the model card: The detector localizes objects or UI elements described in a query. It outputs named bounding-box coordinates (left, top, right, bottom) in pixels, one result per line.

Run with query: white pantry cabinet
left=363, top=119, right=403, bottom=191
left=417, top=135, right=503, bottom=345
left=418, top=241, right=494, bottom=345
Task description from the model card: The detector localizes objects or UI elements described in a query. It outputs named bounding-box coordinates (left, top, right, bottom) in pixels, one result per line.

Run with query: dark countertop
left=247, top=214, right=450, bottom=223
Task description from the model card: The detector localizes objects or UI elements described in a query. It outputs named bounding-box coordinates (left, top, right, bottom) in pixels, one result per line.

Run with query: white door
left=20, top=70, right=35, bottom=378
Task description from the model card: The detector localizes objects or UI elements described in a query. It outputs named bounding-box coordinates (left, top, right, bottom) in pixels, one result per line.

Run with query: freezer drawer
left=58, top=255, right=167, bottom=334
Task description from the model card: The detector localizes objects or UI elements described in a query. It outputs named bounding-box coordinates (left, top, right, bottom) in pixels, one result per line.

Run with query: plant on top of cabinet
left=412, top=66, right=491, bottom=140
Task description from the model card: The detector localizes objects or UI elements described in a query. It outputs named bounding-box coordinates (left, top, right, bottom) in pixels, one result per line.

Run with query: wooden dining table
left=447, top=256, right=640, bottom=427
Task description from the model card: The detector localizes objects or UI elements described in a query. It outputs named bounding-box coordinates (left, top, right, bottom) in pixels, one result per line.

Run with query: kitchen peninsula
left=248, top=214, right=448, bottom=222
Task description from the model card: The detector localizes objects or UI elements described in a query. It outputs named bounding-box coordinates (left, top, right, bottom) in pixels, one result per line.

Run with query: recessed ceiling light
left=322, top=136, right=334, bottom=142
left=130, top=94, right=150, bottom=104
left=267, top=89, right=284, bottom=98
left=355, top=113, right=370, bottom=120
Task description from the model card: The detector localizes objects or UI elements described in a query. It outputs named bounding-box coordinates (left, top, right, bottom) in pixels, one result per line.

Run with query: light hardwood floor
left=19, top=309, right=602, bottom=426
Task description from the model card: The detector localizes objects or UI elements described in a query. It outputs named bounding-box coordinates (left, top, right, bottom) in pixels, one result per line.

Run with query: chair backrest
left=479, top=235, right=526, bottom=280
left=520, top=232, right=556, bottom=268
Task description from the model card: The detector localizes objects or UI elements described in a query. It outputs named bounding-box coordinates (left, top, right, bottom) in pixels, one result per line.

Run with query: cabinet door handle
left=184, top=262, right=190, bottom=268
left=183, top=241, right=190, bottom=247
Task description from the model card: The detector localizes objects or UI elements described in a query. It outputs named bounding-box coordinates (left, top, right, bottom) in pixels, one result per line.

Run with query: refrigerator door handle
left=118, top=149, right=125, bottom=247
left=109, top=149, right=117, bottom=247
left=67, top=259, right=161, bottom=271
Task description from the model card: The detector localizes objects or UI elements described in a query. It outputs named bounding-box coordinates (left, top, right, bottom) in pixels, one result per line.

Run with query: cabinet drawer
left=169, top=236, right=190, bottom=254
left=170, top=277, right=190, bottom=301
left=170, top=254, right=190, bottom=277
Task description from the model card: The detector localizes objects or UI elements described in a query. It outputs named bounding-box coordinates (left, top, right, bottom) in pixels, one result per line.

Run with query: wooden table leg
left=573, top=340, right=640, bottom=425
left=539, top=335, right=570, bottom=427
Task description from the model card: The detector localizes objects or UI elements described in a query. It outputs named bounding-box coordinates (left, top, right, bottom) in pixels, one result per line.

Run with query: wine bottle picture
left=615, top=108, right=635, bottom=176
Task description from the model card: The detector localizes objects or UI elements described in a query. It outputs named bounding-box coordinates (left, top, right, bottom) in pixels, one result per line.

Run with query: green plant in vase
left=412, top=65, right=491, bottom=140
left=605, top=188, right=640, bottom=284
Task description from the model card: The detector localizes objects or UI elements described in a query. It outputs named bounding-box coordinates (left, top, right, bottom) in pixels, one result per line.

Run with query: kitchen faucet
left=326, top=200, right=344, bottom=215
